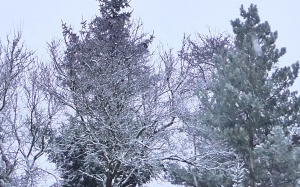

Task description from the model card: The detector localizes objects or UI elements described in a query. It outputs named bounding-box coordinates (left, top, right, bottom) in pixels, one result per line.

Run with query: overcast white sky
left=1, top=1, right=300, bottom=186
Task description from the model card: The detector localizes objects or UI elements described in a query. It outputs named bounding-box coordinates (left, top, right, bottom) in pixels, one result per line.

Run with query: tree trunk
left=249, top=131, right=256, bottom=187
left=106, top=174, right=113, bottom=187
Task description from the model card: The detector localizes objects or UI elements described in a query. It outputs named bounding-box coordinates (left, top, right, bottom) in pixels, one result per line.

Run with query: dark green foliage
left=49, top=130, right=100, bottom=187
left=198, top=4, right=300, bottom=186
left=166, top=163, right=234, bottom=187
left=50, top=127, right=151, bottom=187
left=255, top=127, right=300, bottom=186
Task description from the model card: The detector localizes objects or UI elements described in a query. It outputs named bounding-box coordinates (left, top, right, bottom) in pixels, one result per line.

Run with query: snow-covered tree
left=0, top=31, right=31, bottom=186
left=198, top=4, right=300, bottom=187
left=0, top=32, right=59, bottom=186
left=162, top=29, right=238, bottom=187
left=255, top=126, right=300, bottom=186
left=47, top=0, right=180, bottom=186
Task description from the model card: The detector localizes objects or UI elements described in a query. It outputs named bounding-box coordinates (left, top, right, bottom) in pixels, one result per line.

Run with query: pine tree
left=199, top=4, right=300, bottom=187
left=255, top=126, right=300, bottom=186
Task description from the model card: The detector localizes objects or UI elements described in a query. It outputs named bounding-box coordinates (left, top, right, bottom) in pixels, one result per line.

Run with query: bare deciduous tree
left=0, top=32, right=60, bottom=186
left=45, top=1, right=184, bottom=186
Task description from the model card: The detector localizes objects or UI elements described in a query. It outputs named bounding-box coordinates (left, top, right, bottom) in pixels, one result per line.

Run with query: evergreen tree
left=255, top=126, right=300, bottom=186
left=198, top=4, right=300, bottom=187
left=47, top=0, right=175, bottom=186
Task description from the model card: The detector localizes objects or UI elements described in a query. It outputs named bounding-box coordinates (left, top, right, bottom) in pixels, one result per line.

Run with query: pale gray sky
left=0, top=1, right=300, bottom=186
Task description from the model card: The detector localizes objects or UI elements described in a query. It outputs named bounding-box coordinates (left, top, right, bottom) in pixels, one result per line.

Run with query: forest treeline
left=0, top=0, right=300, bottom=187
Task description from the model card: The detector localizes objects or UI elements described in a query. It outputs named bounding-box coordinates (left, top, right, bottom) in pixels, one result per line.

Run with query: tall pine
left=199, top=4, right=300, bottom=186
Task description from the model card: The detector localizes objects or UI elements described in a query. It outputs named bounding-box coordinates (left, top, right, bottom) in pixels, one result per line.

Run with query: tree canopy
left=0, top=1, right=299, bottom=187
